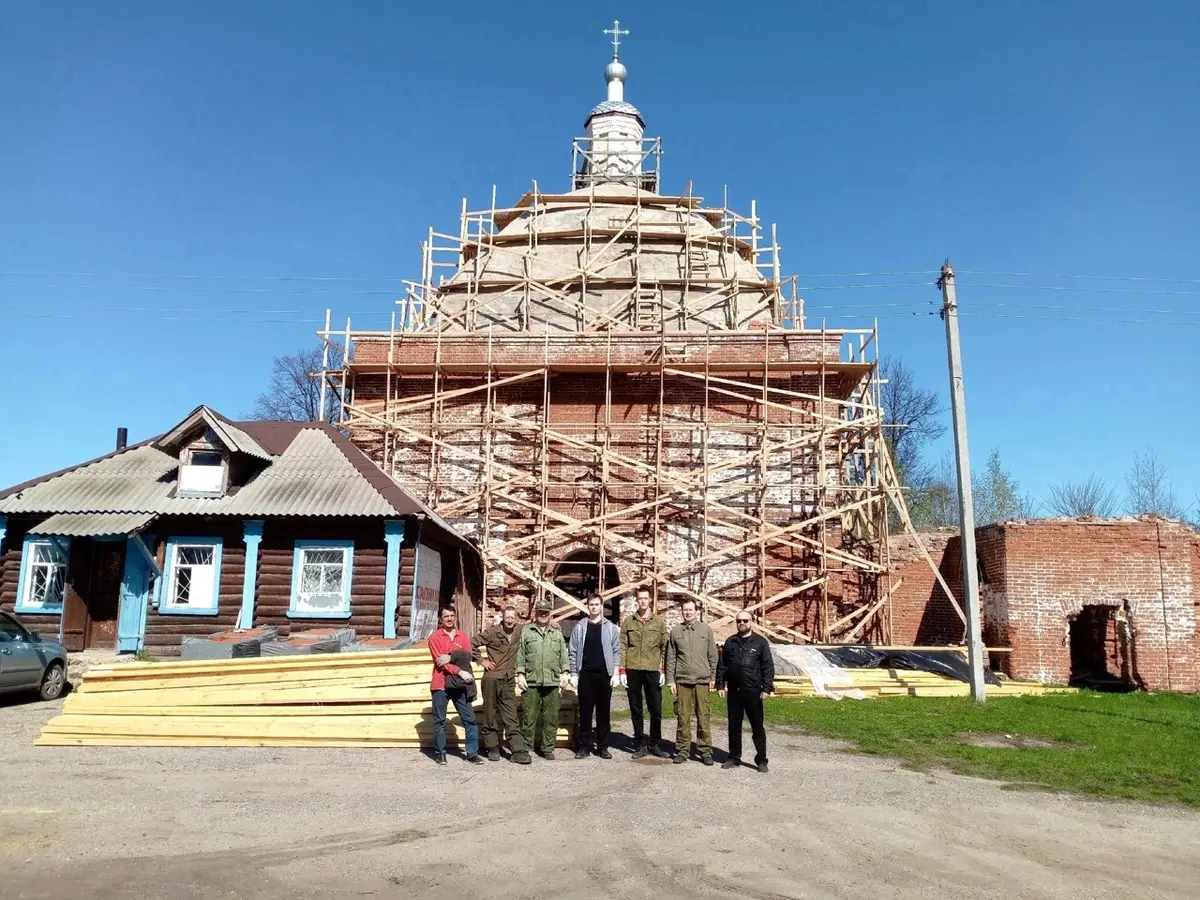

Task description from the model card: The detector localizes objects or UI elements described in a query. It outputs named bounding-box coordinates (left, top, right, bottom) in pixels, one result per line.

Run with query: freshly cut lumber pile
left=37, top=649, right=576, bottom=748
left=772, top=669, right=1074, bottom=699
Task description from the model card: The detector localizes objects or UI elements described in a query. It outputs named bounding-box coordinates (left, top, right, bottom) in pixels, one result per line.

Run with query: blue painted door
left=116, top=535, right=154, bottom=652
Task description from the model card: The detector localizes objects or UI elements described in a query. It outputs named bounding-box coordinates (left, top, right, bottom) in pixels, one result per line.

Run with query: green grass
left=749, top=691, right=1200, bottom=807
left=623, top=688, right=1200, bottom=806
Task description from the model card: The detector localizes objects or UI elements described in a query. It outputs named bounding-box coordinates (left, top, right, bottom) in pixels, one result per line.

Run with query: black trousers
left=576, top=670, right=612, bottom=750
left=625, top=669, right=663, bottom=745
left=727, top=688, right=767, bottom=764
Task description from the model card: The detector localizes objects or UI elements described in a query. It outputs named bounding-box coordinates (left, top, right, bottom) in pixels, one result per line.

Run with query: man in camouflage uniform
left=515, top=598, right=571, bottom=760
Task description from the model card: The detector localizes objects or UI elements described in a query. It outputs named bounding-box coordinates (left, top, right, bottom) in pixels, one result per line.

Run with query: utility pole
left=938, top=261, right=987, bottom=702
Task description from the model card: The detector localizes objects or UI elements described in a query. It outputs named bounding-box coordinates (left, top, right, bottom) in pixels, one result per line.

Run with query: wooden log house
left=0, top=406, right=480, bottom=655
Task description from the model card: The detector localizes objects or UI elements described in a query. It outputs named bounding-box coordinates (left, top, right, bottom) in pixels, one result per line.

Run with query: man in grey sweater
left=568, top=594, right=622, bottom=759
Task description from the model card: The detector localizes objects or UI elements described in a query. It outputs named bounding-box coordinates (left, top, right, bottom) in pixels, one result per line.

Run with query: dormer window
left=178, top=449, right=228, bottom=497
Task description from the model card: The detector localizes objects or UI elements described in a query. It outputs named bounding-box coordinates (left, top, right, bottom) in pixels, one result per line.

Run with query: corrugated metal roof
left=30, top=512, right=157, bottom=537
left=0, top=447, right=178, bottom=514
left=222, top=428, right=396, bottom=516
left=0, top=431, right=392, bottom=518
left=154, top=407, right=271, bottom=461
left=0, top=411, right=474, bottom=551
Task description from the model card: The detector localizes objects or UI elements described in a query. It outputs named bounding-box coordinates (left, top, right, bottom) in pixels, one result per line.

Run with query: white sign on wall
left=410, top=543, right=442, bottom=642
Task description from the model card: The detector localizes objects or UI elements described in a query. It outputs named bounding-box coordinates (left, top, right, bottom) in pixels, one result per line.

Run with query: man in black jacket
left=716, top=613, right=774, bottom=774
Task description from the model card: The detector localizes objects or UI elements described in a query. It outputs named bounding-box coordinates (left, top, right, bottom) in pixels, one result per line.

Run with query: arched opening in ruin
left=1068, top=603, right=1134, bottom=691
left=552, top=550, right=622, bottom=626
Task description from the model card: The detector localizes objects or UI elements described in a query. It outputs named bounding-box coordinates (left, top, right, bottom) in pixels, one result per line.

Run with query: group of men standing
left=427, top=588, right=774, bottom=773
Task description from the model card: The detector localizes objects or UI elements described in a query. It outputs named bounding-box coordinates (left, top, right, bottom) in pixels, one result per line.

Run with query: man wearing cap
left=475, top=605, right=530, bottom=764
left=665, top=598, right=718, bottom=766
left=620, top=587, right=670, bottom=759
left=515, top=598, right=571, bottom=760
left=717, top=612, right=774, bottom=774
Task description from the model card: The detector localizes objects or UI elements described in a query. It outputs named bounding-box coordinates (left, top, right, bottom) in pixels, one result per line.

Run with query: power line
left=965, top=301, right=1199, bottom=317
left=959, top=270, right=1200, bottom=286
left=959, top=311, right=1200, bottom=327
left=957, top=282, right=1200, bottom=297
left=0, top=271, right=405, bottom=283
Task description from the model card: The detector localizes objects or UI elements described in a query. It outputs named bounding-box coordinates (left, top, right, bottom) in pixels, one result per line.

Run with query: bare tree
left=1125, top=449, right=1181, bottom=518
left=879, top=356, right=946, bottom=484
left=1046, top=475, right=1118, bottom=518
left=249, top=346, right=341, bottom=424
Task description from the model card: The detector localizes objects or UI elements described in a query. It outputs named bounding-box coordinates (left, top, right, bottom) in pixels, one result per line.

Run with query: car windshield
left=0, top=613, right=30, bottom=642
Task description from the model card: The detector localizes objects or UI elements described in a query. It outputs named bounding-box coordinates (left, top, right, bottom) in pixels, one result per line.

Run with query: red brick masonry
left=889, top=518, right=1199, bottom=692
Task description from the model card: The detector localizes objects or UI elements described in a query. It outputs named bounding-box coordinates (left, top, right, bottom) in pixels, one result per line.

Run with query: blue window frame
left=159, top=537, right=223, bottom=616
left=14, top=536, right=69, bottom=614
left=289, top=540, right=354, bottom=619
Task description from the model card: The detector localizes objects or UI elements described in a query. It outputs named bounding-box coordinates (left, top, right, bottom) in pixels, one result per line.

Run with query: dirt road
left=3, top=694, right=1197, bottom=900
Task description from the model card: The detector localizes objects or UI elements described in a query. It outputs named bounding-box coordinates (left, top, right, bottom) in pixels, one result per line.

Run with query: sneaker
left=540, top=750, right=556, bottom=761
left=701, top=754, right=714, bottom=767
left=672, top=753, right=687, bottom=764
left=434, top=753, right=447, bottom=766
left=631, top=746, right=648, bottom=760
left=487, top=748, right=501, bottom=762
left=721, top=759, right=740, bottom=770
left=757, top=761, right=769, bottom=774
left=511, top=751, right=532, bottom=765
left=574, top=748, right=590, bottom=760
left=465, top=754, right=486, bottom=766
left=596, top=747, right=612, bottom=760
left=651, top=745, right=672, bottom=759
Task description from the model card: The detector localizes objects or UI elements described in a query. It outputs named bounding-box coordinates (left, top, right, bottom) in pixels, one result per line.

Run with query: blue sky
left=1, top=1, right=1197, bottom=513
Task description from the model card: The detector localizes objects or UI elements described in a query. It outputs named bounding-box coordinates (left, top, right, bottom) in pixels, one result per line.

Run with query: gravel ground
left=3, top=691, right=1198, bottom=900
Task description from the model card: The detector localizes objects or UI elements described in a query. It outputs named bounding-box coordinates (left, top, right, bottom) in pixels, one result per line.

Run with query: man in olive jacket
left=620, top=587, right=670, bottom=758
left=665, top=598, right=718, bottom=765
left=515, top=598, right=571, bottom=760
left=475, top=605, right=529, bottom=764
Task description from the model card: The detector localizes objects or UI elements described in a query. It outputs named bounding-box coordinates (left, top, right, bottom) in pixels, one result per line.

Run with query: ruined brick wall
left=992, top=518, right=1198, bottom=691
left=888, top=518, right=1200, bottom=691
left=889, top=530, right=963, bottom=645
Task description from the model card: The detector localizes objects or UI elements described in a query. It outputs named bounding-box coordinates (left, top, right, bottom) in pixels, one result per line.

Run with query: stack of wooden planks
left=772, top=669, right=1073, bottom=699
left=37, top=650, right=577, bottom=748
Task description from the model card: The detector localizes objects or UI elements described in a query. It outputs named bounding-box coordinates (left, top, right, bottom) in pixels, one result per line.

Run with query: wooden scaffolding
left=318, top=180, right=963, bottom=642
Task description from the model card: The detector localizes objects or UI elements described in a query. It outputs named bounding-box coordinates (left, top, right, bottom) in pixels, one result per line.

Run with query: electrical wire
left=959, top=270, right=1200, bottom=286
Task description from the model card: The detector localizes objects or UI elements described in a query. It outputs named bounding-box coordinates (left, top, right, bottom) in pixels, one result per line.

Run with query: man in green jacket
left=665, top=598, right=718, bottom=766
left=515, top=598, right=570, bottom=760
left=620, top=587, right=670, bottom=759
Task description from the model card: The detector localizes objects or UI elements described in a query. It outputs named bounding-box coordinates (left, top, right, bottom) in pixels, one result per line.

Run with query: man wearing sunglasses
left=716, top=612, right=774, bottom=774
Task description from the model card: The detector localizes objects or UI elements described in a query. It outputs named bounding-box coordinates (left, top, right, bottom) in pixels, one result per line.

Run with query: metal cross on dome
left=604, top=20, right=629, bottom=59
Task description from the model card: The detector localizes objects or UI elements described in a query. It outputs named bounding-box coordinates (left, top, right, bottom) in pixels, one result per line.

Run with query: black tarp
left=820, top=646, right=1001, bottom=686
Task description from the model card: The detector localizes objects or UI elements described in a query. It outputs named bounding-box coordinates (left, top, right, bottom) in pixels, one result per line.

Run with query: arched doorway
left=551, top=550, right=621, bottom=625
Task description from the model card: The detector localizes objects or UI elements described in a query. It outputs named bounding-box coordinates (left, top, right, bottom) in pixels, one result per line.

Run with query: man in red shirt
left=428, top=606, right=484, bottom=766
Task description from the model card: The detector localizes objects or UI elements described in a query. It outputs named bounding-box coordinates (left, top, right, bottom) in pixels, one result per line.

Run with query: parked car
left=0, top=610, right=68, bottom=700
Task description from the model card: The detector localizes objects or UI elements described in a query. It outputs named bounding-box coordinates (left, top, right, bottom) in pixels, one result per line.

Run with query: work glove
left=569, top=673, right=580, bottom=690
left=516, top=674, right=527, bottom=692
left=611, top=671, right=626, bottom=689
left=658, top=672, right=665, bottom=687
left=559, top=672, right=571, bottom=691
left=458, top=669, right=474, bottom=684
